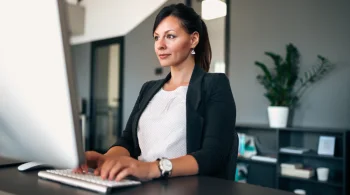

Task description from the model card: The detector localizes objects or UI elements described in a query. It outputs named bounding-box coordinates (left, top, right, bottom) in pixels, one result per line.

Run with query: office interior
left=1, top=0, right=349, bottom=195
left=71, top=0, right=350, bottom=194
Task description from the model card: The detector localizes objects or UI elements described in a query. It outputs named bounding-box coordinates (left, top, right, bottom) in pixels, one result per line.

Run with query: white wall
left=206, top=17, right=225, bottom=73
left=69, top=0, right=168, bottom=44
left=108, top=44, right=120, bottom=108
left=189, top=0, right=226, bottom=73
left=229, top=0, right=350, bottom=128
left=66, top=0, right=78, bottom=4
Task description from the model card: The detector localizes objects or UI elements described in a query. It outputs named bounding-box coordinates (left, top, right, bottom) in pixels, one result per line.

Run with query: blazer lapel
left=186, top=65, right=206, bottom=153
left=186, top=64, right=205, bottom=111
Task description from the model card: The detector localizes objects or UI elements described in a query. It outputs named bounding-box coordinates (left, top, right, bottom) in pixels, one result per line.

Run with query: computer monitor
left=0, top=0, right=85, bottom=169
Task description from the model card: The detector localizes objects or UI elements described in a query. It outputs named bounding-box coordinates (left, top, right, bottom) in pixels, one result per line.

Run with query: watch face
left=161, top=159, right=172, bottom=171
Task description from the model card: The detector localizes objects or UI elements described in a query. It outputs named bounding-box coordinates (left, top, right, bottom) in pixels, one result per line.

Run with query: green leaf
left=255, top=61, right=272, bottom=81
left=317, top=55, right=326, bottom=62
left=265, top=52, right=282, bottom=68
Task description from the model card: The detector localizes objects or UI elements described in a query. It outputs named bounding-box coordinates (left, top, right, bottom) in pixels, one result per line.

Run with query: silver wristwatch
left=157, top=158, right=172, bottom=178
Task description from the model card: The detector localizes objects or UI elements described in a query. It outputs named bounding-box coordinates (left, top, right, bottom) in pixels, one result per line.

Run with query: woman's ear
left=190, top=31, right=200, bottom=48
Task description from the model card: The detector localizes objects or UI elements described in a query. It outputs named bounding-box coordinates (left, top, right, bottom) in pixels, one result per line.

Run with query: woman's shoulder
left=203, top=72, right=230, bottom=87
left=203, top=73, right=235, bottom=104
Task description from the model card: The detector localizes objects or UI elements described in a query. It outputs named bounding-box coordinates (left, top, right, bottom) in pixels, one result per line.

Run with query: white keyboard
left=38, top=169, right=141, bottom=193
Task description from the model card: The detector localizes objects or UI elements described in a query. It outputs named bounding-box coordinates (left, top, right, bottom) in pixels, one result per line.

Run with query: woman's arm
left=98, top=155, right=199, bottom=181
left=168, top=155, right=199, bottom=177
left=189, top=73, right=236, bottom=176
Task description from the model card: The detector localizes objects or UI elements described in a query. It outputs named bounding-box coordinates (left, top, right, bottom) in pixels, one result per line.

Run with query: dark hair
left=153, top=3, right=212, bottom=72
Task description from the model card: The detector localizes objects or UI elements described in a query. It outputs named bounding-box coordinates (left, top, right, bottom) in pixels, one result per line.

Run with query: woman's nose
left=156, top=38, right=166, bottom=50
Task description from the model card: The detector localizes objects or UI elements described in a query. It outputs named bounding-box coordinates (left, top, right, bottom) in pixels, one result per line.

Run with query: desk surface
left=0, top=158, right=22, bottom=168
left=0, top=166, right=294, bottom=195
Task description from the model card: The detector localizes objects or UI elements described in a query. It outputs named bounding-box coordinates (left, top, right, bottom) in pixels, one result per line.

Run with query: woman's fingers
left=96, top=156, right=148, bottom=181
left=94, top=167, right=101, bottom=176
left=108, top=162, right=125, bottom=180
left=115, top=168, right=134, bottom=182
left=73, top=163, right=88, bottom=174
left=72, top=167, right=82, bottom=173
left=100, top=159, right=117, bottom=179
left=81, top=164, right=89, bottom=173
left=85, top=151, right=104, bottom=168
left=94, top=157, right=106, bottom=176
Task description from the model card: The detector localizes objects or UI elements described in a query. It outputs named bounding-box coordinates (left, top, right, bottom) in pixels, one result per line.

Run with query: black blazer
left=112, top=64, right=236, bottom=179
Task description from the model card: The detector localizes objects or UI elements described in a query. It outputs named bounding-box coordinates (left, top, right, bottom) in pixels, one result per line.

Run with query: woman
left=76, top=3, right=236, bottom=181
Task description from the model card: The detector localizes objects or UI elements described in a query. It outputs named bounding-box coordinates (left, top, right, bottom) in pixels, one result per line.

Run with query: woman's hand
left=74, top=151, right=105, bottom=173
left=96, top=156, right=160, bottom=181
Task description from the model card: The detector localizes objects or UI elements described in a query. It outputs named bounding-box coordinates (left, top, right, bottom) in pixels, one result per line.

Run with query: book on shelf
left=251, top=155, right=277, bottom=163
left=279, top=146, right=310, bottom=154
left=280, top=163, right=314, bottom=179
left=235, top=163, right=248, bottom=183
left=238, top=133, right=257, bottom=158
left=281, top=167, right=314, bottom=179
left=280, top=162, right=303, bottom=169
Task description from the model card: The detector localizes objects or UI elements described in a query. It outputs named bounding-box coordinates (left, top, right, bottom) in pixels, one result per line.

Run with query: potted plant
left=254, top=43, right=334, bottom=128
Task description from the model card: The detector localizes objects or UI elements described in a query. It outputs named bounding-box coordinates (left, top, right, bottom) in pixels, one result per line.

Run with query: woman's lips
left=159, top=54, right=170, bottom=59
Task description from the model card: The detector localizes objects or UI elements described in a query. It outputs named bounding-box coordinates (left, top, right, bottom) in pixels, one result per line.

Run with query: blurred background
left=67, top=0, right=349, bottom=150
left=67, top=1, right=349, bottom=194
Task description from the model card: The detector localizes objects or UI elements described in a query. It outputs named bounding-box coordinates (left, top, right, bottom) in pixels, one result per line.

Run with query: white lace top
left=137, top=86, right=188, bottom=162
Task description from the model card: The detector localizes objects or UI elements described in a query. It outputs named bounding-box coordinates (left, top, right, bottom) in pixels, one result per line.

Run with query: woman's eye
left=167, top=34, right=175, bottom=39
left=154, top=36, right=159, bottom=41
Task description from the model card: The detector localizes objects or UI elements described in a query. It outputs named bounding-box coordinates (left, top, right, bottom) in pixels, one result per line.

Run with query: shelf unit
left=278, top=151, right=343, bottom=161
left=237, top=156, right=276, bottom=166
left=278, top=175, right=343, bottom=188
left=235, top=124, right=349, bottom=195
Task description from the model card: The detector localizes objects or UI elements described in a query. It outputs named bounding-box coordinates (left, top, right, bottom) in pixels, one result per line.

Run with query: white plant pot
left=268, top=106, right=289, bottom=128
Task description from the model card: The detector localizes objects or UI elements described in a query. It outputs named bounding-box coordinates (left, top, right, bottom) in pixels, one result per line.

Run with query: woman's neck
left=169, top=61, right=195, bottom=86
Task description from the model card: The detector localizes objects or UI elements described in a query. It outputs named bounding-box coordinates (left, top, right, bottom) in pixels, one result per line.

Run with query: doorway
left=89, top=37, right=124, bottom=153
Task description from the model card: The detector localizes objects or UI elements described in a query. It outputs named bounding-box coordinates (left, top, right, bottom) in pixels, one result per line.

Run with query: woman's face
left=153, top=16, right=198, bottom=67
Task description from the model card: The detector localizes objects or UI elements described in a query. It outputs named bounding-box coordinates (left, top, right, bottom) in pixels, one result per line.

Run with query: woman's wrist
left=149, top=161, right=161, bottom=179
